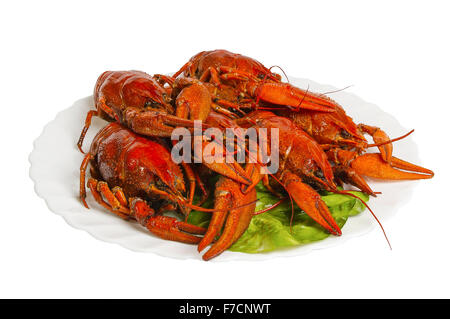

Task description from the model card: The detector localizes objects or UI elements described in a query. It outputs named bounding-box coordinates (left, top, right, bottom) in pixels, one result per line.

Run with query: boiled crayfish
left=77, top=50, right=434, bottom=260
left=174, top=49, right=337, bottom=113
left=80, top=122, right=206, bottom=243
left=278, top=101, right=433, bottom=195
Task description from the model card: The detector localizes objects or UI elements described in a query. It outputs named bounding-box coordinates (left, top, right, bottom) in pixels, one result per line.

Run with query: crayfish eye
left=314, top=170, right=324, bottom=179
left=257, top=73, right=265, bottom=80
left=163, top=93, right=172, bottom=104
left=145, top=100, right=161, bottom=109
left=340, top=129, right=351, bottom=139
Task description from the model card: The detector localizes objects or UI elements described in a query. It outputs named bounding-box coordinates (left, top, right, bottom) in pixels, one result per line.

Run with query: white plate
left=29, top=76, right=425, bottom=261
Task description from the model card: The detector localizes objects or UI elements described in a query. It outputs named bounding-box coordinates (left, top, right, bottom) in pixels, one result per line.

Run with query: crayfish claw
left=141, top=214, right=205, bottom=245
left=200, top=174, right=258, bottom=261
left=351, top=153, right=434, bottom=180
left=282, top=172, right=342, bottom=236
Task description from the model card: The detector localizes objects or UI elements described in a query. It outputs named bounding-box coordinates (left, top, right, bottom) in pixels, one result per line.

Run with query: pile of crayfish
left=78, top=49, right=433, bottom=260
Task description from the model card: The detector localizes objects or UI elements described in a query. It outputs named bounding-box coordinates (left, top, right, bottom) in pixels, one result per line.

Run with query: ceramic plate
left=29, top=76, right=425, bottom=261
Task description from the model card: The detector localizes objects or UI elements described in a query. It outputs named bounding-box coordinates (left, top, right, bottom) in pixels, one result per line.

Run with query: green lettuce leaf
left=187, top=183, right=369, bottom=254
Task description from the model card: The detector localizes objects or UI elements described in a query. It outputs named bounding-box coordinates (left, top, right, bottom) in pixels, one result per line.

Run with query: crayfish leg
left=112, top=186, right=128, bottom=207
left=131, top=199, right=205, bottom=244
left=334, top=165, right=377, bottom=197
left=77, top=110, right=98, bottom=153
left=87, top=178, right=131, bottom=220
left=123, top=107, right=198, bottom=137
left=80, top=152, right=92, bottom=208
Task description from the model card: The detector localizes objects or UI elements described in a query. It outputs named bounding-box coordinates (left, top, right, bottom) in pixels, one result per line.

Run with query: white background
left=1, top=0, right=449, bottom=298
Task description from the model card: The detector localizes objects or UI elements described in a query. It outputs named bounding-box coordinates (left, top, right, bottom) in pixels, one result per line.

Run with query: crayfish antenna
left=333, top=189, right=392, bottom=250
left=253, top=198, right=286, bottom=215
left=319, top=85, right=354, bottom=96
left=179, top=199, right=259, bottom=214
left=366, top=129, right=415, bottom=148
left=268, top=65, right=290, bottom=83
